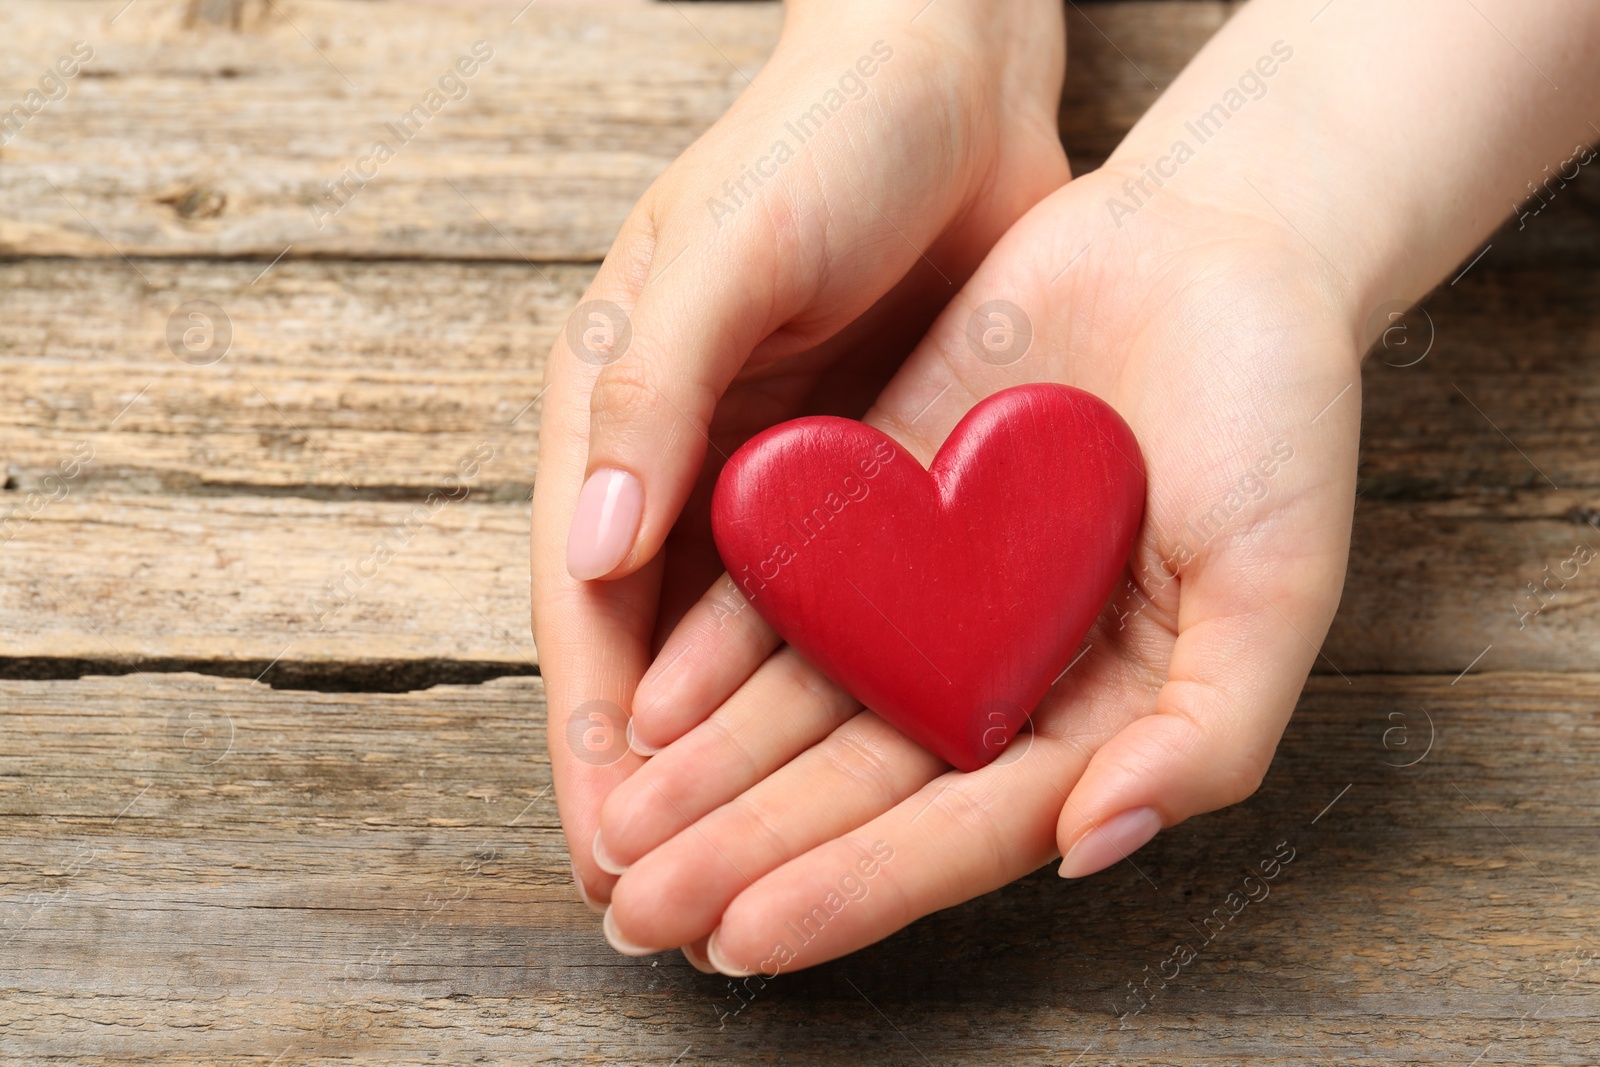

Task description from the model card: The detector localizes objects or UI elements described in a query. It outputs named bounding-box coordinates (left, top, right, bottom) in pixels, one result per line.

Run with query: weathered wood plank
left=1, top=482, right=1596, bottom=675
left=1323, top=493, right=1600, bottom=676
left=0, top=0, right=774, bottom=261
left=2, top=671, right=1597, bottom=1063
left=4, top=259, right=1597, bottom=499
left=0, top=257, right=572, bottom=497
left=1060, top=1, right=1238, bottom=159
left=3, top=0, right=1594, bottom=265
left=0, top=494, right=537, bottom=676
left=2, top=261, right=1598, bottom=672
left=1359, top=267, right=1600, bottom=497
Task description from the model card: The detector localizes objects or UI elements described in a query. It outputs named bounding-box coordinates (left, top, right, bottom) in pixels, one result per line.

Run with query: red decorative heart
left=711, top=383, right=1146, bottom=771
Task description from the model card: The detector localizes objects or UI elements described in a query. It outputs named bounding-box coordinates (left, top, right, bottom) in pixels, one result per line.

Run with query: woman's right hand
left=531, top=0, right=1071, bottom=919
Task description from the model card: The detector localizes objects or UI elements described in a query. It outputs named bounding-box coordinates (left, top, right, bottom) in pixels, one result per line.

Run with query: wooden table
left=3, top=1, right=1598, bottom=1062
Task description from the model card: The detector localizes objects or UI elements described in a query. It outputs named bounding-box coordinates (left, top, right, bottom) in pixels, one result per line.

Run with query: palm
left=1008, top=172, right=1361, bottom=755
left=532, top=5, right=1070, bottom=922
left=596, top=169, right=1361, bottom=974
left=639, top=42, right=1073, bottom=633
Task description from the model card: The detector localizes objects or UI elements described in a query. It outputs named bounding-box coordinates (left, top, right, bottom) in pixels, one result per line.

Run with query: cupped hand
left=596, top=163, right=1363, bottom=974
left=531, top=0, right=1070, bottom=913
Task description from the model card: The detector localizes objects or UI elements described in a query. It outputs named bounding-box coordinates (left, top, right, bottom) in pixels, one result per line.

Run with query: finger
left=568, top=162, right=936, bottom=583
left=1054, top=496, right=1353, bottom=876
left=673, top=596, right=1164, bottom=974
left=544, top=166, right=993, bottom=897
left=605, top=709, right=945, bottom=953
left=595, top=647, right=860, bottom=873
left=630, top=574, right=781, bottom=754
left=629, top=245, right=1014, bottom=750
left=702, top=731, right=1094, bottom=977
left=599, top=294, right=989, bottom=862
left=532, top=220, right=668, bottom=907
left=606, top=241, right=1051, bottom=879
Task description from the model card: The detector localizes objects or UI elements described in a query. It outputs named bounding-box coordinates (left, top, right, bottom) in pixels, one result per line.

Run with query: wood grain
left=0, top=493, right=537, bottom=679
left=4, top=258, right=1597, bottom=501
left=3, top=0, right=1598, bottom=1061
left=4, top=487, right=1598, bottom=678
left=0, top=0, right=775, bottom=261
left=1060, top=1, right=1238, bottom=159
left=3, top=0, right=1590, bottom=265
left=3, top=671, right=1597, bottom=1064
left=4, top=260, right=1598, bottom=675
left=0, top=257, right=571, bottom=496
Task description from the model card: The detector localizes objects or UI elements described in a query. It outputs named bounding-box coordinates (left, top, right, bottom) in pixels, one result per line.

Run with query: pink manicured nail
left=602, top=906, right=658, bottom=957
left=567, top=468, right=643, bottom=580
left=681, top=941, right=717, bottom=975
left=592, top=826, right=629, bottom=876
left=705, top=929, right=755, bottom=977
left=1058, top=807, right=1162, bottom=879
left=571, top=861, right=605, bottom=915
left=626, top=718, right=662, bottom=757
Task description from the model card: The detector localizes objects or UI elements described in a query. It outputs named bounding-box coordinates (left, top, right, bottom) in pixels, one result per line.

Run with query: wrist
left=1104, top=0, right=1600, bottom=352
left=780, top=0, right=1062, bottom=94
left=1091, top=149, right=1373, bottom=352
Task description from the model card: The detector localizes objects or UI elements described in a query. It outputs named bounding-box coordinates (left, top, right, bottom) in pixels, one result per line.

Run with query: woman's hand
left=531, top=0, right=1071, bottom=911
left=592, top=164, right=1361, bottom=971
left=591, top=0, right=1600, bottom=972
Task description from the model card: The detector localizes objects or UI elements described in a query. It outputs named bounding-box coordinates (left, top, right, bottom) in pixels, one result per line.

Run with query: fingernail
left=681, top=941, right=717, bottom=975
left=705, top=928, right=755, bottom=977
left=567, top=468, right=643, bottom=581
left=626, top=718, right=663, bottom=757
left=571, top=861, right=605, bottom=915
left=592, top=826, right=630, bottom=876
left=1058, top=806, right=1162, bottom=879
left=602, top=905, right=658, bottom=957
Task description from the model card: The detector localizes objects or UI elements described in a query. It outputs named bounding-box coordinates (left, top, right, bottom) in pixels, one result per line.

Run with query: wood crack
left=0, top=656, right=539, bottom=693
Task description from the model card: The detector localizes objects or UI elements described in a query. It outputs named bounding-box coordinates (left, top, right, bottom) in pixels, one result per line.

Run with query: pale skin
left=530, top=0, right=1600, bottom=975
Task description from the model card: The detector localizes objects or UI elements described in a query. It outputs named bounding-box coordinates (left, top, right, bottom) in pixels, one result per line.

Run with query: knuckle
left=1214, top=752, right=1270, bottom=808
left=924, top=783, right=1011, bottom=872
left=1154, top=681, right=1278, bottom=809
left=700, top=714, right=761, bottom=783
left=589, top=360, right=661, bottom=434
left=719, top=793, right=792, bottom=861
left=816, top=727, right=899, bottom=805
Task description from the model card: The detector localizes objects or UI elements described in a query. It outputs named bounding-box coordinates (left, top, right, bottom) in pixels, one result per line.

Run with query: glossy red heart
left=711, top=383, right=1146, bottom=771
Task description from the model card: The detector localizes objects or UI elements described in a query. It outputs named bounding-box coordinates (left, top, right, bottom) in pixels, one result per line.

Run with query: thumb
left=566, top=170, right=953, bottom=582
left=1054, top=517, right=1351, bottom=878
left=564, top=200, right=788, bottom=582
